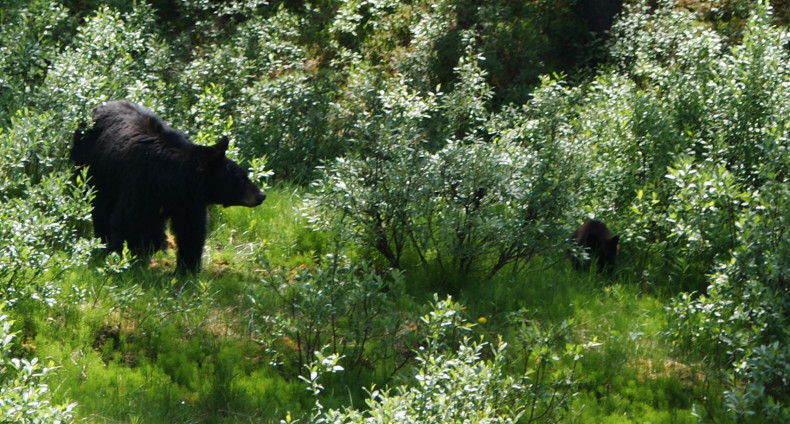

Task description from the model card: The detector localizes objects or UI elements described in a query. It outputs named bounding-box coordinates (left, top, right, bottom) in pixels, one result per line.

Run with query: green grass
left=208, top=183, right=327, bottom=272
left=458, top=262, right=711, bottom=423
left=25, top=184, right=720, bottom=423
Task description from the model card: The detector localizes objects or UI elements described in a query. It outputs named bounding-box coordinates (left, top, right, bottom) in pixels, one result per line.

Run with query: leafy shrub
left=171, top=7, right=346, bottom=182
left=0, top=0, right=175, bottom=308
left=668, top=180, right=790, bottom=421
left=568, top=1, right=790, bottom=290
left=658, top=3, right=790, bottom=419
left=391, top=0, right=457, bottom=93
left=0, top=1, right=71, bottom=122
left=0, top=306, right=77, bottom=423
left=1, top=3, right=172, bottom=184
left=252, top=259, right=412, bottom=377
left=465, top=0, right=595, bottom=106
left=155, top=0, right=273, bottom=41
left=577, top=4, right=721, bottom=285
left=0, top=125, right=97, bottom=305
left=308, top=296, right=584, bottom=424
left=341, top=0, right=597, bottom=107
left=40, top=4, right=171, bottom=122
left=0, top=5, right=159, bottom=303
left=308, top=37, right=582, bottom=285
left=237, top=72, right=344, bottom=182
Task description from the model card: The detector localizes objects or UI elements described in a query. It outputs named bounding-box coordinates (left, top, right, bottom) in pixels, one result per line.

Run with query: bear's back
left=72, top=101, right=198, bottom=198
left=572, top=220, right=612, bottom=244
left=91, top=101, right=190, bottom=153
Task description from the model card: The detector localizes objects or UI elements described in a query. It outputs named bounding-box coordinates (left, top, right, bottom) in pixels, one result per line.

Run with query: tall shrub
left=577, top=1, right=787, bottom=289
left=648, top=1, right=790, bottom=419
left=308, top=37, right=582, bottom=284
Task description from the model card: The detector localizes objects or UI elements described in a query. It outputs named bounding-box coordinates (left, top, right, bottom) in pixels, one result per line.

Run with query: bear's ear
left=609, top=235, right=620, bottom=249
left=203, top=136, right=229, bottom=164
left=197, top=138, right=228, bottom=170
left=215, top=136, right=229, bottom=154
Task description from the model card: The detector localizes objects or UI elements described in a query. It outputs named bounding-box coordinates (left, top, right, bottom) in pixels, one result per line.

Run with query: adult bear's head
left=199, top=136, right=266, bottom=208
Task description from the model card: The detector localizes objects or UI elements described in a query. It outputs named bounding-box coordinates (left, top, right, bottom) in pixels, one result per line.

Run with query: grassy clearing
left=20, top=184, right=714, bottom=423
left=463, top=266, right=711, bottom=424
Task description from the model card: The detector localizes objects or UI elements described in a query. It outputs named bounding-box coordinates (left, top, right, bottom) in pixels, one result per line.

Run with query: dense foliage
left=3, top=0, right=790, bottom=422
left=0, top=307, right=76, bottom=423
left=311, top=296, right=585, bottom=424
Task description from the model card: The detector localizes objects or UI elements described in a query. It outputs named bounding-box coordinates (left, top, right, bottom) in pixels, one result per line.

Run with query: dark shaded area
left=579, top=0, right=623, bottom=34
left=431, top=0, right=619, bottom=107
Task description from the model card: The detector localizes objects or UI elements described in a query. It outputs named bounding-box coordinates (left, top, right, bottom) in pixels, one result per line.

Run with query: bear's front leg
left=170, top=207, right=208, bottom=273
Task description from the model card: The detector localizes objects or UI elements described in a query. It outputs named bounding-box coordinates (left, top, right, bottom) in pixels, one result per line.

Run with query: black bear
left=570, top=220, right=619, bottom=273
left=70, top=100, right=265, bottom=273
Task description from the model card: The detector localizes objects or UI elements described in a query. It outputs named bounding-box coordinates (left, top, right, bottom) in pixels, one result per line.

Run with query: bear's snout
left=242, top=190, right=266, bottom=207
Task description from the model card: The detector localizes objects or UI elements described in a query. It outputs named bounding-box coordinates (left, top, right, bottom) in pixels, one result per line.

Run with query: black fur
left=570, top=220, right=619, bottom=273
left=71, top=101, right=265, bottom=273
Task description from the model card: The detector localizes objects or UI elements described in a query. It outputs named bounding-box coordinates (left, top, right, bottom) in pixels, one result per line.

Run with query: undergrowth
left=15, top=185, right=712, bottom=423
left=3, top=1, right=786, bottom=423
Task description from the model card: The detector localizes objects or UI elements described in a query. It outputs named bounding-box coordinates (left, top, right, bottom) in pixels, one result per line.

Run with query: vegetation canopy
left=1, top=0, right=790, bottom=423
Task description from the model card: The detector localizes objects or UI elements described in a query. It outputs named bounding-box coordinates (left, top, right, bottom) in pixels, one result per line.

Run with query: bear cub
left=71, top=100, right=265, bottom=273
left=570, top=220, right=619, bottom=273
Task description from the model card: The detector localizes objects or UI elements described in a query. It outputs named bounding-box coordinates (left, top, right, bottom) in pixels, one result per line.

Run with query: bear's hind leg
left=107, top=201, right=166, bottom=260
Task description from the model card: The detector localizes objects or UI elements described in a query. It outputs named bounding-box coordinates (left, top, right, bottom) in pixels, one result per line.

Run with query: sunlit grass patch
left=208, top=183, right=326, bottom=272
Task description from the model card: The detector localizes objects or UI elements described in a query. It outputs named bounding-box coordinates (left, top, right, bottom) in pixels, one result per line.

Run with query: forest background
left=2, top=0, right=790, bottom=423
